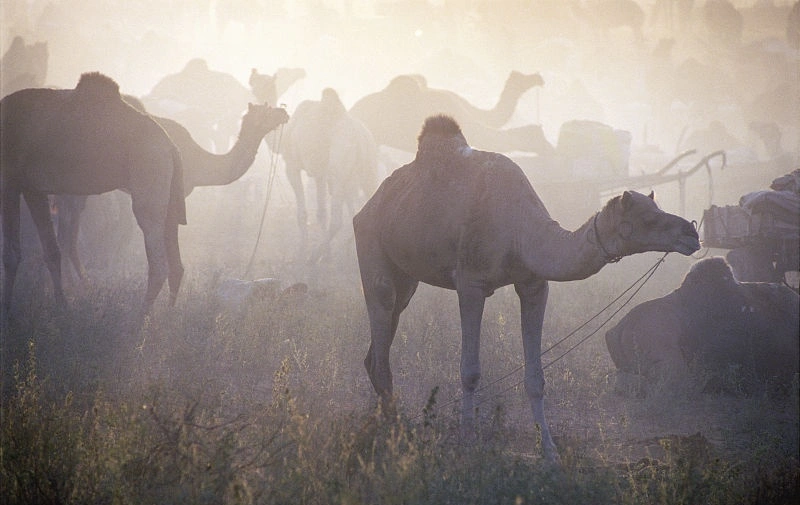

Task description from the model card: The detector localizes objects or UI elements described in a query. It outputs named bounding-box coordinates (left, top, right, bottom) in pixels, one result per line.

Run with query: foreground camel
left=282, top=88, right=377, bottom=254
left=1, top=72, right=186, bottom=312
left=56, top=101, right=289, bottom=279
left=349, top=71, right=552, bottom=154
left=605, top=257, right=799, bottom=391
left=353, top=115, right=700, bottom=460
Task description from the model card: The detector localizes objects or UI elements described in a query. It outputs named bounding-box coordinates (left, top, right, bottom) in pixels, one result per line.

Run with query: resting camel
left=1, top=72, right=185, bottom=312
left=349, top=71, right=553, bottom=154
left=55, top=101, right=289, bottom=279
left=282, top=88, right=377, bottom=255
left=353, top=115, right=700, bottom=460
left=605, top=257, right=799, bottom=390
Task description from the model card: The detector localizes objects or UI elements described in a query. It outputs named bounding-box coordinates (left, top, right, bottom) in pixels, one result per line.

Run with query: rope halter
left=593, top=213, right=623, bottom=264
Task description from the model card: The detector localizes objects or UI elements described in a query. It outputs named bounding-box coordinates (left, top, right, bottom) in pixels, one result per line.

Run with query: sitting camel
left=55, top=100, right=289, bottom=279
left=349, top=71, right=553, bottom=154
left=282, top=88, right=377, bottom=257
left=605, top=257, right=799, bottom=391
left=1, top=72, right=185, bottom=313
left=353, top=115, right=700, bottom=460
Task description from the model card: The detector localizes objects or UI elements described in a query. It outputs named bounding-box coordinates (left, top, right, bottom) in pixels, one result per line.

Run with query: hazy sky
left=3, top=1, right=797, bottom=156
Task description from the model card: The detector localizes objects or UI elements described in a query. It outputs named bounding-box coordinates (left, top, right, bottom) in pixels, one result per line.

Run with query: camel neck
left=522, top=210, right=617, bottom=282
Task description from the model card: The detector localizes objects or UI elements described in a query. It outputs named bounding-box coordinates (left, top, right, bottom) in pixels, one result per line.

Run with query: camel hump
left=418, top=114, right=462, bottom=140
left=75, top=72, right=120, bottom=100
left=415, top=115, right=471, bottom=170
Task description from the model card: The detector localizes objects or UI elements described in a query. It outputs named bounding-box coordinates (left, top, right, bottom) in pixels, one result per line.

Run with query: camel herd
left=2, top=0, right=799, bottom=460
left=1, top=67, right=797, bottom=461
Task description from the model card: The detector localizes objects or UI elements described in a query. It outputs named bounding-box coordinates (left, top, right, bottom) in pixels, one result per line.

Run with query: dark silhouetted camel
left=605, top=257, right=799, bottom=391
left=353, top=115, right=700, bottom=460
left=55, top=101, right=289, bottom=279
left=1, top=72, right=186, bottom=313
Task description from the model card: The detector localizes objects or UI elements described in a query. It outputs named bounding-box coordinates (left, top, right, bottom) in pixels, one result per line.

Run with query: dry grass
left=1, top=208, right=798, bottom=504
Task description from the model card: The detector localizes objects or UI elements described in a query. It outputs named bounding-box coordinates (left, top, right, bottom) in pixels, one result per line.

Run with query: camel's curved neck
left=185, top=126, right=265, bottom=190
left=522, top=206, right=620, bottom=282
left=468, top=75, right=536, bottom=129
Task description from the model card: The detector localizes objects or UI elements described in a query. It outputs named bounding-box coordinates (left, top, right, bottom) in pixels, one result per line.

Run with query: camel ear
left=648, top=190, right=655, bottom=200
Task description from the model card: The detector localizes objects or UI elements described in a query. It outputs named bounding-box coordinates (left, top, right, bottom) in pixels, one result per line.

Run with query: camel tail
left=169, top=146, right=187, bottom=225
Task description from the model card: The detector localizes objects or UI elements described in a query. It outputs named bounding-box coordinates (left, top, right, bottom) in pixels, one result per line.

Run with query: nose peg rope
left=244, top=116, right=285, bottom=278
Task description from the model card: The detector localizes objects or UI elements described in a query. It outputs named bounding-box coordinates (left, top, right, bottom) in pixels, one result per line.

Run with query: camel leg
left=132, top=201, right=168, bottom=311
left=2, top=190, right=22, bottom=313
left=515, top=279, right=559, bottom=461
left=164, top=217, right=183, bottom=307
left=24, top=191, right=66, bottom=305
left=315, top=177, right=329, bottom=230
left=56, top=195, right=88, bottom=281
left=358, top=250, right=418, bottom=414
left=285, top=164, right=308, bottom=245
left=311, top=186, right=346, bottom=264
left=456, top=284, right=486, bottom=433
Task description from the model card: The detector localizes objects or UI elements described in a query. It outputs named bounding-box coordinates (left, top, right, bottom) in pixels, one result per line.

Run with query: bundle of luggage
left=703, top=169, right=800, bottom=249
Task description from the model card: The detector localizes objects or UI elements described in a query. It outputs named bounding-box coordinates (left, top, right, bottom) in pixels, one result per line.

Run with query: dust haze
left=5, top=1, right=797, bottom=152
left=2, top=4, right=799, bottom=495
left=3, top=1, right=798, bottom=311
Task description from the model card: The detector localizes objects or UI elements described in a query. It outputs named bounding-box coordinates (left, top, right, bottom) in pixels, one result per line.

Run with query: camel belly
left=23, top=153, right=130, bottom=195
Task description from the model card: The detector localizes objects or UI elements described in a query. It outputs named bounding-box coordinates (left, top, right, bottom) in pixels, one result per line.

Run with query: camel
left=1, top=72, right=186, bottom=313
left=605, top=257, right=799, bottom=391
left=282, top=88, right=377, bottom=256
left=249, top=67, right=307, bottom=107
left=349, top=71, right=553, bottom=154
left=1, top=36, right=48, bottom=97
left=353, top=115, right=700, bottom=460
left=142, top=59, right=255, bottom=152
left=55, top=100, right=290, bottom=279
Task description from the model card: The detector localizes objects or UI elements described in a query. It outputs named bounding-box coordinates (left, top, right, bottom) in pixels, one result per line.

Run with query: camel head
left=241, top=102, right=289, bottom=140
left=679, top=257, right=740, bottom=305
left=508, top=70, right=545, bottom=91
left=598, top=191, right=700, bottom=259
left=249, top=68, right=277, bottom=104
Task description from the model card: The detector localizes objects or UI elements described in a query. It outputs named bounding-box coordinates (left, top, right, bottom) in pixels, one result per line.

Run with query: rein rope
left=411, top=252, right=670, bottom=422
left=244, top=120, right=284, bottom=278
left=593, top=213, right=623, bottom=263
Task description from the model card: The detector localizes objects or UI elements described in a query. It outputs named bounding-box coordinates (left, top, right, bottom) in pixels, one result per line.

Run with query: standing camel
left=353, top=115, right=700, bottom=460
left=55, top=101, right=289, bottom=279
left=349, top=71, right=552, bottom=154
left=1, top=72, right=186, bottom=313
left=282, top=88, right=377, bottom=256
